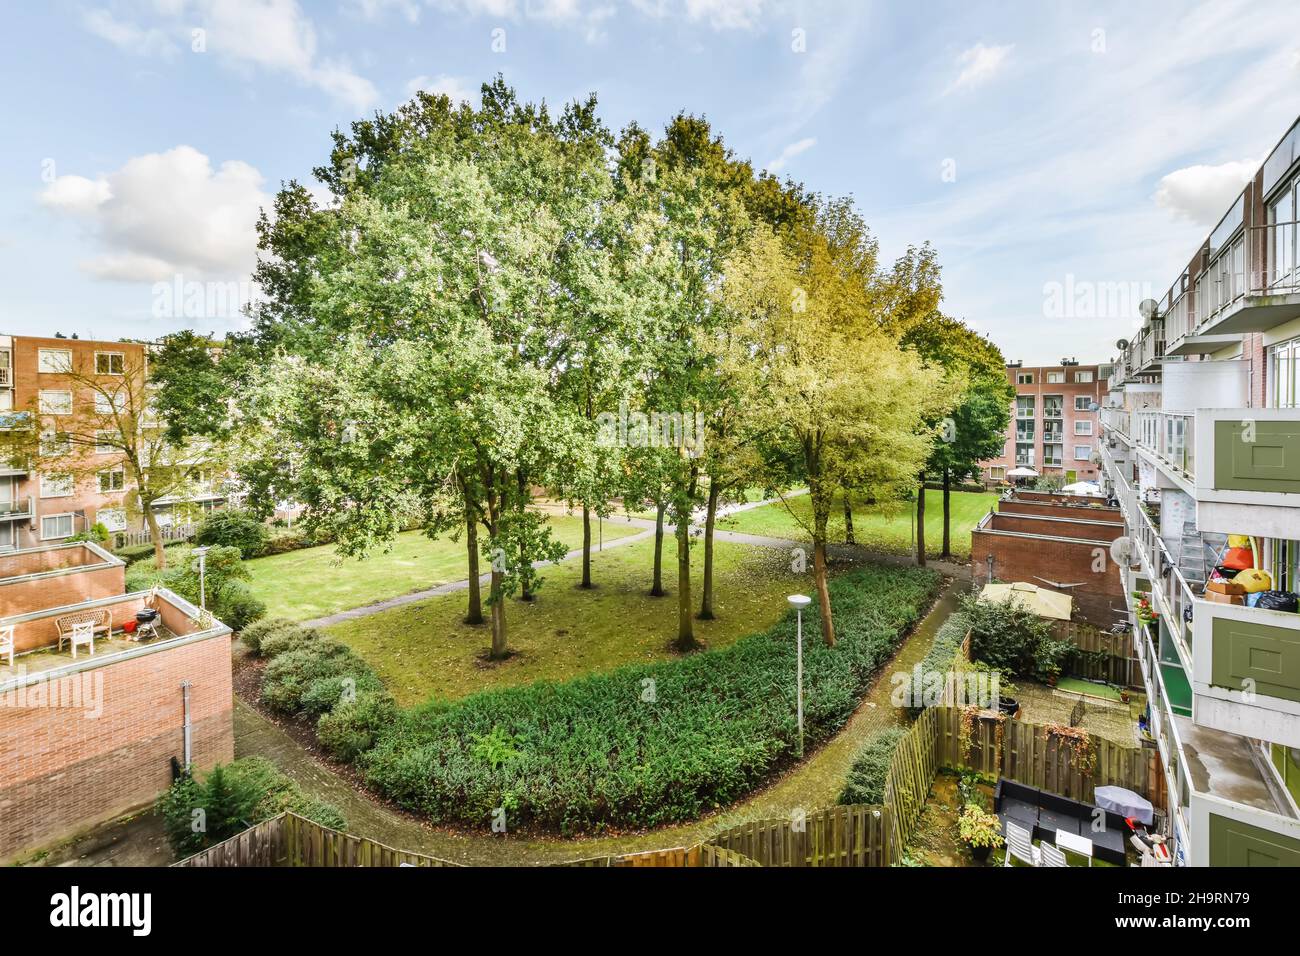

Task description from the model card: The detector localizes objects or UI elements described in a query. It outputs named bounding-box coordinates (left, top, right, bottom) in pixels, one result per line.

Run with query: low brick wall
left=0, top=542, right=125, bottom=621
left=986, top=512, right=1124, bottom=543
left=998, top=499, right=1121, bottom=522
left=0, top=633, right=233, bottom=862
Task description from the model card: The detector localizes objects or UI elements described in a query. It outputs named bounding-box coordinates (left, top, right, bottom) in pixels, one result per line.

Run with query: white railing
left=1253, top=221, right=1300, bottom=295
left=1099, top=406, right=1131, bottom=439
left=1134, top=409, right=1196, bottom=478
left=0, top=496, right=33, bottom=519
left=112, top=522, right=197, bottom=550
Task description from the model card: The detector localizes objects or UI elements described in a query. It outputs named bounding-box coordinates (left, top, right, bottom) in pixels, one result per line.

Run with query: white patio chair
left=69, top=621, right=95, bottom=660
left=1039, top=841, right=1069, bottom=867
left=0, top=624, right=13, bottom=666
left=1003, top=821, right=1040, bottom=867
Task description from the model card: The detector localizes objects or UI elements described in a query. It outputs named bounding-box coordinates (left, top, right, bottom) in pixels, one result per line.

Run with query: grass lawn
left=326, top=536, right=815, bottom=706
left=243, top=513, right=640, bottom=623
left=719, top=489, right=996, bottom=560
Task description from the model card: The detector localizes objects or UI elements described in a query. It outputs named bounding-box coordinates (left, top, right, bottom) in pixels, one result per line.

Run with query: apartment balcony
left=0, top=457, right=28, bottom=477
left=1134, top=409, right=1196, bottom=480
left=1166, top=222, right=1300, bottom=352
left=1192, top=407, right=1300, bottom=540
left=1136, top=621, right=1300, bottom=865
left=1099, top=406, right=1132, bottom=441
left=0, top=410, right=31, bottom=431
left=0, top=496, right=34, bottom=522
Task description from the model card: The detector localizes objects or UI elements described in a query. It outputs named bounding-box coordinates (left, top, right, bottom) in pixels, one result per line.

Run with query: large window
left=1074, top=420, right=1093, bottom=435
left=1269, top=180, right=1298, bottom=291
left=37, top=348, right=72, bottom=373
left=40, top=473, right=74, bottom=498
left=1043, top=395, right=1064, bottom=418
left=1074, top=370, right=1094, bottom=383
left=95, top=351, right=125, bottom=375
left=1016, top=372, right=1034, bottom=385
left=1074, top=445, right=1092, bottom=461
left=38, top=389, right=72, bottom=415
left=1015, top=396, right=1035, bottom=418
left=1270, top=337, right=1298, bottom=409
left=96, top=507, right=127, bottom=532
left=95, top=390, right=127, bottom=415
left=41, top=514, right=74, bottom=540
left=97, top=468, right=126, bottom=493
left=1016, top=419, right=1036, bottom=442
left=1046, top=371, right=1064, bottom=384
left=1074, top=395, right=1092, bottom=411
left=39, top=430, right=69, bottom=457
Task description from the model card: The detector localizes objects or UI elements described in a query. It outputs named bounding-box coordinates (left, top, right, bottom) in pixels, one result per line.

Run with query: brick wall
left=0, top=564, right=125, bottom=627
left=997, top=499, right=1121, bottom=521
left=971, top=528, right=1125, bottom=626
left=0, top=633, right=233, bottom=861
left=987, top=512, right=1124, bottom=543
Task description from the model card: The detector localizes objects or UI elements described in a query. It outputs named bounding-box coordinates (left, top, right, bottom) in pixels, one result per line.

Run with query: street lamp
left=192, top=545, right=210, bottom=610
left=787, top=593, right=812, bottom=757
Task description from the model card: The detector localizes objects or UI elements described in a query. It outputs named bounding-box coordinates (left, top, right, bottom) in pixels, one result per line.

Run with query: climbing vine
left=1045, top=722, right=1096, bottom=777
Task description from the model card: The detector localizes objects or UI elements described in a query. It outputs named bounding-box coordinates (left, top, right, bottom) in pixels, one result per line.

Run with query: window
left=1015, top=444, right=1035, bottom=466
left=1016, top=373, right=1034, bottom=385
left=989, top=466, right=1006, bottom=480
left=1074, top=445, right=1092, bottom=461
left=38, top=348, right=72, bottom=373
left=38, top=390, right=72, bottom=415
left=39, top=430, right=69, bottom=457
left=1074, top=370, right=1094, bottom=383
left=1016, top=419, right=1036, bottom=442
left=1046, top=371, right=1065, bottom=383
left=1074, top=395, right=1092, bottom=411
left=1269, top=337, right=1298, bottom=409
left=95, top=429, right=118, bottom=454
left=1043, top=444, right=1063, bottom=466
left=95, top=351, right=125, bottom=375
left=96, top=507, right=127, bottom=532
left=41, top=514, right=74, bottom=540
left=98, top=468, right=126, bottom=493
left=1016, top=396, right=1035, bottom=418
left=1074, top=420, right=1093, bottom=436
left=95, top=390, right=127, bottom=415
left=1043, top=395, right=1064, bottom=418
left=40, top=474, right=74, bottom=498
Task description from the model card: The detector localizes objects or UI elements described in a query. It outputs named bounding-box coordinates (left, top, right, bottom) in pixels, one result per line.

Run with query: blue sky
left=2, top=0, right=1298, bottom=363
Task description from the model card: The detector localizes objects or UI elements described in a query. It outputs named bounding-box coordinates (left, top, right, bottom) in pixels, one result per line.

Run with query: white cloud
left=1154, top=158, right=1260, bottom=226
left=82, top=8, right=179, bottom=58
left=766, top=137, right=815, bottom=173
left=684, top=0, right=764, bottom=30
left=79, top=0, right=378, bottom=110
left=405, top=73, right=479, bottom=105
left=39, top=146, right=269, bottom=283
left=944, top=42, right=1014, bottom=95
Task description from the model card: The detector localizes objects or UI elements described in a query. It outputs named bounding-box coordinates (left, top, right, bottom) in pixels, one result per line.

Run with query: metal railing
left=1099, top=406, right=1131, bottom=439
left=0, top=496, right=33, bottom=519
left=1254, top=220, right=1300, bottom=295
left=1134, top=409, right=1196, bottom=478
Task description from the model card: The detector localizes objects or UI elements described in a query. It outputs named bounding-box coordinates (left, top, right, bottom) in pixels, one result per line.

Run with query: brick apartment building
left=979, top=361, right=1111, bottom=485
left=0, top=333, right=226, bottom=551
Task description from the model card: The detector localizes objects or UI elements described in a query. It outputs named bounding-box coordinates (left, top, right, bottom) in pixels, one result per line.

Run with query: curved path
left=234, top=568, right=970, bottom=866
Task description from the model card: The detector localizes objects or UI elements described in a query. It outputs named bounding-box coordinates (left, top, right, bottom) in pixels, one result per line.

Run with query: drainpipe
left=181, top=680, right=193, bottom=769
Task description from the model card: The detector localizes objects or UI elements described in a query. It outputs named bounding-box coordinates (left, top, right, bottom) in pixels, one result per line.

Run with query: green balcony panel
left=1213, top=420, right=1300, bottom=493
left=1209, top=814, right=1300, bottom=866
left=1160, top=662, right=1193, bottom=718
left=1210, top=614, right=1300, bottom=702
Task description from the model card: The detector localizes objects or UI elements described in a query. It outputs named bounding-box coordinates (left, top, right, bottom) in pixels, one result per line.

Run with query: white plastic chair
left=69, top=621, right=94, bottom=659
left=0, top=624, right=13, bottom=666
left=1003, top=821, right=1039, bottom=867
left=1039, top=841, right=1069, bottom=867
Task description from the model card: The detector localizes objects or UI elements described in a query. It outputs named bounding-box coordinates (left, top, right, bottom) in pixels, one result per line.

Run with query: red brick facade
left=0, top=633, right=233, bottom=861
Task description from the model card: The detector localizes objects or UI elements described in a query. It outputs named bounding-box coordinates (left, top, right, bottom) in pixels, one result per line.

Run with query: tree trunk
left=698, top=481, right=719, bottom=620
left=580, top=503, right=593, bottom=588
left=674, top=509, right=698, bottom=652
left=145, top=505, right=166, bottom=570
left=813, top=509, right=835, bottom=648
left=489, top=568, right=507, bottom=659
left=916, top=481, right=927, bottom=567
left=464, top=506, right=483, bottom=624
left=651, top=500, right=666, bottom=596
left=940, top=468, right=952, bottom=560
left=843, top=493, right=855, bottom=545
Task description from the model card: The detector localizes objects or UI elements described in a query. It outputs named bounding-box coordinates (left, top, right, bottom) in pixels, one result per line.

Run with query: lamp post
left=787, top=594, right=812, bottom=757
left=192, top=545, right=210, bottom=610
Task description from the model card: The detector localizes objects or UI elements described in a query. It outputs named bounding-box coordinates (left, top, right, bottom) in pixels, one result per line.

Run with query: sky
left=1, top=0, right=1299, bottom=365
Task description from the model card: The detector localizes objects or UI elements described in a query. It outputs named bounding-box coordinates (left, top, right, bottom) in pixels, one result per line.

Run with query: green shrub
left=261, top=636, right=383, bottom=716
left=317, top=692, right=399, bottom=762
left=116, top=543, right=158, bottom=564
left=356, top=563, right=940, bottom=834
left=962, top=594, right=1054, bottom=676
left=240, top=617, right=296, bottom=655
left=214, top=583, right=267, bottom=631
left=260, top=624, right=325, bottom=659
left=158, top=757, right=345, bottom=859
left=70, top=522, right=111, bottom=545
left=196, top=508, right=271, bottom=559
left=839, top=725, right=908, bottom=805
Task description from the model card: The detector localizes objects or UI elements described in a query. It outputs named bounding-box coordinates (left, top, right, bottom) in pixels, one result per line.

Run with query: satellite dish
left=1087, top=401, right=1100, bottom=413
left=1139, top=298, right=1159, bottom=320
left=1116, top=338, right=1130, bottom=351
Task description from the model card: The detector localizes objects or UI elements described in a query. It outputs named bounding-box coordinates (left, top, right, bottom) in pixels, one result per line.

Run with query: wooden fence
left=1053, top=620, right=1140, bottom=688
left=564, top=844, right=760, bottom=867
left=883, top=705, right=941, bottom=857
left=175, top=813, right=463, bottom=867
left=113, top=523, right=197, bottom=551
left=708, top=804, right=892, bottom=867
left=932, top=705, right=1165, bottom=805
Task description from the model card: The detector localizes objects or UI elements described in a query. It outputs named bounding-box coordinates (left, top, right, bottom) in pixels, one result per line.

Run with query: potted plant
left=958, top=804, right=1004, bottom=862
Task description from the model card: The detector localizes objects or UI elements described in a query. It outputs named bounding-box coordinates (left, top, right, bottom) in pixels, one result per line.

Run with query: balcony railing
left=0, top=497, right=34, bottom=521
left=1254, top=220, right=1300, bottom=295
left=1134, top=409, right=1196, bottom=478
left=1099, top=406, right=1131, bottom=439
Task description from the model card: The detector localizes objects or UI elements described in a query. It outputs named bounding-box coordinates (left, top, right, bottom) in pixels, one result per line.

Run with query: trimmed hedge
left=353, top=564, right=940, bottom=834
left=918, top=610, right=970, bottom=694
left=838, top=726, right=908, bottom=805
left=257, top=623, right=388, bottom=718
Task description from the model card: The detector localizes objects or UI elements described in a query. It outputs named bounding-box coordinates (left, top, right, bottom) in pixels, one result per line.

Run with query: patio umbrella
left=1060, top=480, right=1102, bottom=496
left=1006, top=467, right=1039, bottom=478
left=1093, top=786, right=1153, bottom=825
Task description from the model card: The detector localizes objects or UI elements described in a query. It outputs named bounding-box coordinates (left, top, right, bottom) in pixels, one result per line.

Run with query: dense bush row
left=962, top=594, right=1072, bottom=683
left=838, top=726, right=908, bottom=805
left=243, top=619, right=391, bottom=733
left=157, top=756, right=345, bottom=859
left=124, top=544, right=266, bottom=630
left=337, top=564, right=939, bottom=834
